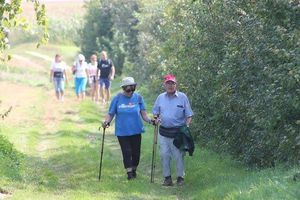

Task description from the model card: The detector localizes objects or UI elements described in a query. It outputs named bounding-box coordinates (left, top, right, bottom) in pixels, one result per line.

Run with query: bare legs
left=76, top=91, right=85, bottom=101
left=90, top=83, right=98, bottom=102
left=55, top=90, right=64, bottom=101
left=99, top=86, right=110, bottom=103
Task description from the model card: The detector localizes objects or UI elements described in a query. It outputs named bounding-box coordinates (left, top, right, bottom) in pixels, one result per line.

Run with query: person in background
left=72, top=54, right=89, bottom=101
left=102, top=77, right=155, bottom=180
left=50, top=54, right=68, bottom=101
left=152, top=74, right=193, bottom=186
left=97, top=51, right=115, bottom=104
left=87, top=54, right=99, bottom=102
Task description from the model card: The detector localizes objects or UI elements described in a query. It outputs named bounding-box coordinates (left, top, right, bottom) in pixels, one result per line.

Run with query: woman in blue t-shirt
left=102, top=77, right=155, bottom=180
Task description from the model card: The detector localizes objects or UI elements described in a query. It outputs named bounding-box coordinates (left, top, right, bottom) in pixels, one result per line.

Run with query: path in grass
left=1, top=43, right=300, bottom=200
left=0, top=44, right=182, bottom=199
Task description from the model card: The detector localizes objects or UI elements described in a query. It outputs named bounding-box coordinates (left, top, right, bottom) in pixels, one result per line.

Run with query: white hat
left=120, top=77, right=136, bottom=87
left=78, top=54, right=85, bottom=61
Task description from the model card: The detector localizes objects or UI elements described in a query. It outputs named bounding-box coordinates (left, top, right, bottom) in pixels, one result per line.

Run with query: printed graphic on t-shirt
left=108, top=93, right=145, bottom=136
left=118, top=102, right=136, bottom=109
left=101, top=63, right=109, bottom=68
left=98, top=59, right=113, bottom=78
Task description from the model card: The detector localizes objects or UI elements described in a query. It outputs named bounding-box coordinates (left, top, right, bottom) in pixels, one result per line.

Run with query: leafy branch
left=0, top=0, right=48, bottom=60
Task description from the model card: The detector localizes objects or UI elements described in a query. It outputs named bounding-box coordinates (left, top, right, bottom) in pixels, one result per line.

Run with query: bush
left=134, top=0, right=300, bottom=167
left=0, top=134, right=23, bottom=179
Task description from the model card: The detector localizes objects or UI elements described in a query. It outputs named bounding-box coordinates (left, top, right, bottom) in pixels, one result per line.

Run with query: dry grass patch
left=21, top=0, right=85, bottom=22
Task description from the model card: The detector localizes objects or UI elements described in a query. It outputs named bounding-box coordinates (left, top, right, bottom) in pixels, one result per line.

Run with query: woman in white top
left=50, top=54, right=68, bottom=101
left=88, top=54, right=99, bottom=102
left=72, top=54, right=89, bottom=100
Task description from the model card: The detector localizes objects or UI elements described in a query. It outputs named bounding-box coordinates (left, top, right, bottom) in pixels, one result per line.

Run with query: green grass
left=2, top=92, right=299, bottom=200
left=0, top=43, right=79, bottom=88
left=8, top=43, right=79, bottom=66
left=0, top=43, right=299, bottom=199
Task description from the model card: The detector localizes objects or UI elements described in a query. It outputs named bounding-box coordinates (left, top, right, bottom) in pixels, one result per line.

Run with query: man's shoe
left=162, top=176, right=173, bottom=186
left=127, top=171, right=134, bottom=180
left=132, top=169, right=137, bottom=178
left=176, top=176, right=184, bottom=186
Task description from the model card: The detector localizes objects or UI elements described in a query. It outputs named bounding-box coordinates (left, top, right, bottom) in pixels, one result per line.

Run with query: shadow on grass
left=62, top=117, right=101, bottom=124
left=38, top=130, right=108, bottom=144
left=18, top=129, right=183, bottom=199
left=7, top=125, right=300, bottom=200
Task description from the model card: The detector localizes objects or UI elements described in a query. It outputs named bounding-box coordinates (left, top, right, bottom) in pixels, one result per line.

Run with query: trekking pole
left=150, top=122, right=159, bottom=183
left=98, top=126, right=106, bottom=181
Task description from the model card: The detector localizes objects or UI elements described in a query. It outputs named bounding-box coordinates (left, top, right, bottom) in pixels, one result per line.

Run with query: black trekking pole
left=98, top=126, right=106, bottom=181
left=150, top=123, right=159, bottom=183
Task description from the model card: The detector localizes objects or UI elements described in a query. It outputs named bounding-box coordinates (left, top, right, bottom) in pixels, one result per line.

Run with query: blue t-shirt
left=108, top=93, right=146, bottom=136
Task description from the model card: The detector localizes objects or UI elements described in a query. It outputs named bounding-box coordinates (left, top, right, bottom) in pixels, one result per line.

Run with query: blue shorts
left=53, top=78, right=64, bottom=92
left=99, top=78, right=111, bottom=89
left=75, top=77, right=87, bottom=95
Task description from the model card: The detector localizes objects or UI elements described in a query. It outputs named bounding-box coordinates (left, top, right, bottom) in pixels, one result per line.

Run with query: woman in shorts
left=88, top=54, right=99, bottom=102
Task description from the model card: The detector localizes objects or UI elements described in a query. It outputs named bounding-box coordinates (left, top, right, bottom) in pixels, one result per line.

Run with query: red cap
left=164, top=74, right=176, bottom=83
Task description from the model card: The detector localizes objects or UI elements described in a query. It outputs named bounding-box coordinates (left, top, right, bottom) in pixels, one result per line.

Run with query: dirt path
left=0, top=47, right=122, bottom=200
left=0, top=59, right=85, bottom=198
left=37, top=91, right=66, bottom=154
left=0, top=193, right=10, bottom=200
left=0, top=82, right=40, bottom=154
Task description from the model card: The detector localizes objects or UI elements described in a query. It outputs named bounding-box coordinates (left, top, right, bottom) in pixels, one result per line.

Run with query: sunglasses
left=122, top=85, right=136, bottom=92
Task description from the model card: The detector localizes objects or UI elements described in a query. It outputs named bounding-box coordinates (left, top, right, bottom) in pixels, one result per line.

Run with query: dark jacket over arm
left=173, top=125, right=195, bottom=156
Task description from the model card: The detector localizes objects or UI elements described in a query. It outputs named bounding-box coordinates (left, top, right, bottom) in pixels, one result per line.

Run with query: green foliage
left=0, top=134, right=22, bottom=179
left=0, top=134, right=19, bottom=164
left=133, top=0, right=300, bottom=167
left=47, top=17, right=82, bottom=44
left=0, top=0, right=48, bottom=59
left=33, top=0, right=49, bottom=47
left=80, top=0, right=118, bottom=71
left=80, top=0, right=112, bottom=56
left=11, top=16, right=81, bottom=45
left=80, top=0, right=139, bottom=75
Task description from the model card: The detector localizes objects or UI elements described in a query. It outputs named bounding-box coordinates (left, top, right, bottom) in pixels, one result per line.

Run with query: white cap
left=78, top=54, right=85, bottom=61
left=120, top=77, right=136, bottom=87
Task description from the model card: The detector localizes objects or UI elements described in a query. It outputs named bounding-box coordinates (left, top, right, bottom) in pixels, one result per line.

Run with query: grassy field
left=20, top=0, right=85, bottom=21
left=0, top=43, right=300, bottom=200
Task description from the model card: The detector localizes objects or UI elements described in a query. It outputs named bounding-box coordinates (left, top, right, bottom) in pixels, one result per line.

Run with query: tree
left=80, top=0, right=140, bottom=75
left=0, top=0, right=48, bottom=60
left=133, top=0, right=300, bottom=167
